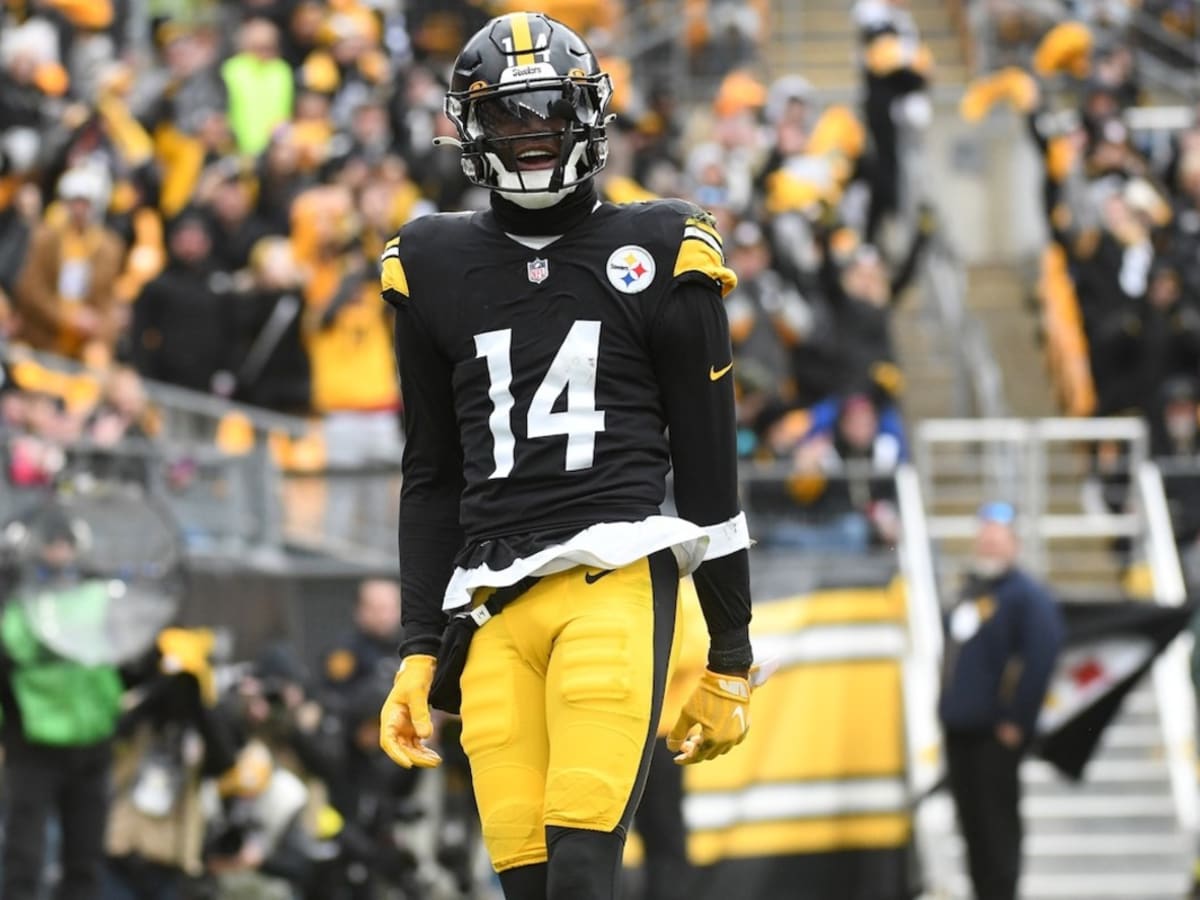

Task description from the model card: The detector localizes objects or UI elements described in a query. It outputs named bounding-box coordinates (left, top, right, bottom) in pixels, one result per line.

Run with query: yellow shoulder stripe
left=381, top=255, right=409, bottom=299
left=675, top=238, right=738, bottom=297
left=684, top=216, right=723, bottom=248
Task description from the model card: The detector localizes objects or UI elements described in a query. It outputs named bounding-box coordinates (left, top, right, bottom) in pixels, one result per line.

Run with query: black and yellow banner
left=630, top=579, right=916, bottom=900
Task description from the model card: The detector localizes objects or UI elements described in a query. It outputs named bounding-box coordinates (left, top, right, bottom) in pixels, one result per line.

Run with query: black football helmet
left=445, top=13, right=613, bottom=205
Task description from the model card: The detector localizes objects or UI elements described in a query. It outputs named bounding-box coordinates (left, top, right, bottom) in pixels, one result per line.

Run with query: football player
left=378, top=13, right=757, bottom=900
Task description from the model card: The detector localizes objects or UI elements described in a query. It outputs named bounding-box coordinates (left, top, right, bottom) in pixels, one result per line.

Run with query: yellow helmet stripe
left=508, top=12, right=536, bottom=66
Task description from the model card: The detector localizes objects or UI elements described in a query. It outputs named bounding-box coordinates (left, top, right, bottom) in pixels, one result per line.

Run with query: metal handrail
left=900, top=112, right=1008, bottom=420
left=1135, top=462, right=1199, bottom=835
left=894, top=464, right=955, bottom=896
left=0, top=344, right=311, bottom=437
left=915, top=416, right=1149, bottom=576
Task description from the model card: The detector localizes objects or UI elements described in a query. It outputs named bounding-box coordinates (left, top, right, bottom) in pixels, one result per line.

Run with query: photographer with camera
left=103, top=628, right=241, bottom=900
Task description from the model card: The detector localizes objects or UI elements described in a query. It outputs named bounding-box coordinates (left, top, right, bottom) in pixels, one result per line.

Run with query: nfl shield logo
left=527, top=258, right=550, bottom=284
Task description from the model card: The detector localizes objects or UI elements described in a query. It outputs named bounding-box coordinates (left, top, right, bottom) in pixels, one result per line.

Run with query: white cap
left=57, top=166, right=110, bottom=211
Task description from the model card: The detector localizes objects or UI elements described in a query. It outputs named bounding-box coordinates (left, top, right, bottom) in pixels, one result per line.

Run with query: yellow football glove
left=668, top=669, right=753, bottom=765
left=380, top=655, right=442, bottom=769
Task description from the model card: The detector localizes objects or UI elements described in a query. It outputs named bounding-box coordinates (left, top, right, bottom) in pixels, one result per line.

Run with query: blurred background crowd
left=0, top=0, right=941, bottom=895
left=2, top=0, right=1200, bottom=896
left=0, top=0, right=945, bottom=559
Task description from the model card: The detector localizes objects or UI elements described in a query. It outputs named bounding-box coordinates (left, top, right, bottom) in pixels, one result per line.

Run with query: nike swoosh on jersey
left=584, top=568, right=615, bottom=584
left=709, top=362, right=733, bottom=381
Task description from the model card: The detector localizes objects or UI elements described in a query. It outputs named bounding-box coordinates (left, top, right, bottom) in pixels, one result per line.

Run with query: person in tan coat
left=14, top=166, right=126, bottom=362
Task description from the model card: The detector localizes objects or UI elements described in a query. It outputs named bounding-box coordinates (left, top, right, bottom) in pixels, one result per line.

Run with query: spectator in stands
left=85, top=366, right=149, bottom=447
left=129, top=207, right=238, bottom=394
left=198, top=160, right=271, bottom=273
left=257, top=127, right=312, bottom=236
left=771, top=391, right=906, bottom=551
left=940, top=502, right=1065, bottom=900
left=854, top=0, right=933, bottom=241
left=75, top=365, right=154, bottom=485
left=222, top=17, right=294, bottom=157
left=1150, top=378, right=1200, bottom=587
left=1092, top=258, right=1200, bottom=420
left=294, top=185, right=401, bottom=539
left=0, top=184, right=43, bottom=318
left=724, top=220, right=829, bottom=445
left=0, top=17, right=69, bottom=186
left=818, top=207, right=933, bottom=399
left=136, top=24, right=230, bottom=219
left=321, top=578, right=403, bottom=702
left=14, top=165, right=126, bottom=363
left=231, top=237, right=311, bottom=413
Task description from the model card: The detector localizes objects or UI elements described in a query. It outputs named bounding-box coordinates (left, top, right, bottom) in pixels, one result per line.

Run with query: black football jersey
left=382, top=199, right=735, bottom=548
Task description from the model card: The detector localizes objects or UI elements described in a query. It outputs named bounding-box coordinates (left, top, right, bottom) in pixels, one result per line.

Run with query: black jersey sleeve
left=384, top=242, right=465, bottom=659
left=649, top=276, right=753, bottom=675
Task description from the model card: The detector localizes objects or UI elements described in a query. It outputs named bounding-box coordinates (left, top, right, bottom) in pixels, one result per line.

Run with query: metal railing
left=897, top=114, right=1008, bottom=421
left=921, top=226, right=1008, bottom=419
left=894, top=464, right=955, bottom=895
left=914, top=416, right=1148, bottom=578
left=1135, top=461, right=1199, bottom=834
left=0, top=344, right=311, bottom=440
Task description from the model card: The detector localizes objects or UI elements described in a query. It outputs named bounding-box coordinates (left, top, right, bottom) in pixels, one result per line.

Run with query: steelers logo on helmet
left=444, top=12, right=613, bottom=209
left=606, top=245, right=656, bottom=294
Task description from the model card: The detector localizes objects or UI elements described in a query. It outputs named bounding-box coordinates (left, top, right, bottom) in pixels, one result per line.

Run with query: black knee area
left=499, top=862, right=548, bottom=900
left=546, top=826, right=626, bottom=900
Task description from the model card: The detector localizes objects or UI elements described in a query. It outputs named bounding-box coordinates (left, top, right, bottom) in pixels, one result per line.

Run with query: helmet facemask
left=447, top=73, right=613, bottom=209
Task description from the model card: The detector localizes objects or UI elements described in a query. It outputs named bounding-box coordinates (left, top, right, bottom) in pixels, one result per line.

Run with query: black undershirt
left=489, top=179, right=598, bottom=235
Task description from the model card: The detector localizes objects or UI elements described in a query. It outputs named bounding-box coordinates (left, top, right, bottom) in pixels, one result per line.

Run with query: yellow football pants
left=459, top=550, right=681, bottom=873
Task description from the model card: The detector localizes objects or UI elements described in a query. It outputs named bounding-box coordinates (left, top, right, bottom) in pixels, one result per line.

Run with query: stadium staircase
left=912, top=418, right=1195, bottom=899
left=767, top=0, right=970, bottom=93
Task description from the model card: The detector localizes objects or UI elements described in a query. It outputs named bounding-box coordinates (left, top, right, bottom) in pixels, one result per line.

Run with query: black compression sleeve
left=392, top=307, right=465, bottom=659
left=650, top=275, right=753, bottom=674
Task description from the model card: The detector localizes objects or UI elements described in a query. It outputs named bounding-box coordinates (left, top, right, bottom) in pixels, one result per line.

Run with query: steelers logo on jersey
left=606, top=245, right=656, bottom=294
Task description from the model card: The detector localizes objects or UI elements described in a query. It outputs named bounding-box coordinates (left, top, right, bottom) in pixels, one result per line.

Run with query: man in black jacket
left=939, top=502, right=1065, bottom=900
left=129, top=209, right=237, bottom=394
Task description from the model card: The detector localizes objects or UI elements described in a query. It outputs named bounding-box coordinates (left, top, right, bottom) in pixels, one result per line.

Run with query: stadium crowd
left=0, top=0, right=965, bottom=896
left=0, top=0, right=939, bottom=556
left=959, top=8, right=1200, bottom=576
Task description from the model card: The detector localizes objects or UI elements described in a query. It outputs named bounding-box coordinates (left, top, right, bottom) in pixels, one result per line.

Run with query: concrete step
left=1023, top=757, right=1169, bottom=786
left=966, top=264, right=1056, bottom=417
left=793, top=10, right=963, bottom=38
left=946, top=870, right=1190, bottom=899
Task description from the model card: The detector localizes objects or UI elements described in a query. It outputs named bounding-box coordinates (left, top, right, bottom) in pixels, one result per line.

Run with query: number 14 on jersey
left=474, top=320, right=607, bottom=478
